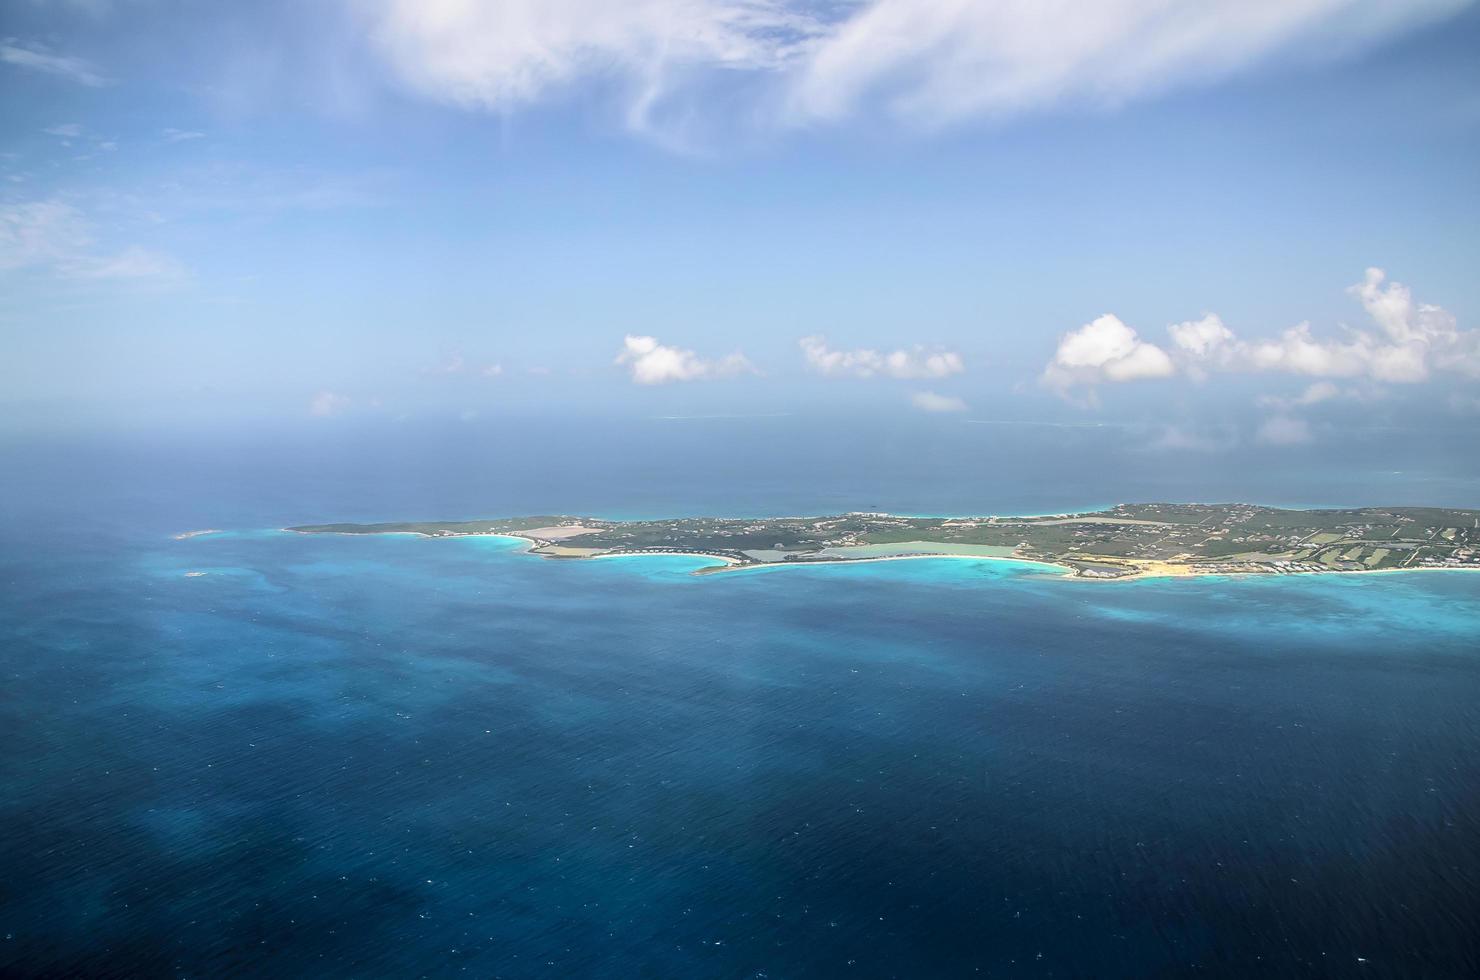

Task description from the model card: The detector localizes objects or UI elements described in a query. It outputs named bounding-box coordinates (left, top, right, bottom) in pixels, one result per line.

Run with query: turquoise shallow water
left=2, top=425, right=1479, bottom=977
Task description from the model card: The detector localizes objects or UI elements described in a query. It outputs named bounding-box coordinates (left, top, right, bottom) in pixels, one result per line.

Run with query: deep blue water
left=2, top=420, right=1479, bottom=977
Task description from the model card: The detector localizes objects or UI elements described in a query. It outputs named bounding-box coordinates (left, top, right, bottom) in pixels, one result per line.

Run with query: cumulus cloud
left=1349, top=266, right=1478, bottom=378
left=1, top=41, right=110, bottom=86
left=360, top=1, right=1465, bottom=140
left=800, top=335, right=964, bottom=379
left=1167, top=313, right=1235, bottom=380
left=1041, top=314, right=1175, bottom=393
left=481, top=363, right=504, bottom=378
left=911, top=390, right=967, bottom=413
left=1215, top=270, right=1475, bottom=382
left=1044, top=268, right=1479, bottom=397
left=616, top=334, right=753, bottom=384
left=309, top=391, right=352, bottom=417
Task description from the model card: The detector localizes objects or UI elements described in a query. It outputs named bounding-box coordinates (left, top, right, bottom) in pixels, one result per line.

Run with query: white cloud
left=71, top=245, right=185, bottom=280
left=1227, top=271, right=1477, bottom=382
left=360, top=1, right=1466, bottom=139
left=422, top=355, right=466, bottom=376
left=44, top=123, right=84, bottom=139
left=1255, top=415, right=1313, bottom=446
left=1172, top=270, right=1480, bottom=384
left=1256, top=381, right=1341, bottom=410
left=1, top=41, right=109, bottom=87
left=162, top=128, right=206, bottom=143
left=1045, top=268, right=1479, bottom=396
left=0, top=198, right=184, bottom=281
left=1041, top=314, right=1175, bottom=393
left=911, top=390, right=967, bottom=413
left=365, top=0, right=816, bottom=140
left=309, top=391, right=352, bottom=417
left=800, top=335, right=964, bottom=379
left=616, top=334, right=753, bottom=384
left=0, top=200, right=93, bottom=271
left=1167, top=313, right=1235, bottom=380
left=1238, top=321, right=1377, bottom=378
left=422, top=356, right=505, bottom=378
left=1348, top=266, right=1479, bottom=378
left=785, top=1, right=1467, bottom=127
left=1147, top=424, right=1238, bottom=452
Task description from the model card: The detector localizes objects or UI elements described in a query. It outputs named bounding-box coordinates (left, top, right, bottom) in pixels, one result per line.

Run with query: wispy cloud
left=361, top=1, right=1467, bottom=142
left=1255, top=415, right=1314, bottom=446
left=784, top=0, right=1468, bottom=127
left=1147, top=424, right=1239, bottom=453
left=309, top=391, right=352, bottom=417
left=366, top=0, right=818, bottom=142
left=800, top=335, right=964, bottom=379
left=0, top=200, right=93, bottom=271
left=0, top=198, right=184, bottom=281
left=1, top=41, right=109, bottom=87
left=162, top=128, right=207, bottom=143
left=1255, top=381, right=1343, bottom=410
left=419, top=356, right=506, bottom=379
left=616, top=334, right=753, bottom=384
left=911, top=390, right=967, bottom=413
left=70, top=245, right=185, bottom=280
left=421, top=355, right=466, bottom=376
left=966, top=419, right=1130, bottom=429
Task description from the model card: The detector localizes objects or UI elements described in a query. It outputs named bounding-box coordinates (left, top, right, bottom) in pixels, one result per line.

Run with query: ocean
left=2, top=417, right=1478, bottom=977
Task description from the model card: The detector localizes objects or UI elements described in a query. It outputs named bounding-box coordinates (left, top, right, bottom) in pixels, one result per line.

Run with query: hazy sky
left=2, top=0, right=1478, bottom=445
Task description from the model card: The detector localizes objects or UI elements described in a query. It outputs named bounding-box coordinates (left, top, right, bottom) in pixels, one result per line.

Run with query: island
left=285, top=504, right=1480, bottom=580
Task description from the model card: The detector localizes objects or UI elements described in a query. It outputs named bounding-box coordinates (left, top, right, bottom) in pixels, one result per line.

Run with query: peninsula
left=287, top=504, right=1480, bottom=580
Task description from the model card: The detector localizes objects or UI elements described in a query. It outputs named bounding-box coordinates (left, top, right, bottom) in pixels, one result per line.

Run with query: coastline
left=695, top=551, right=1070, bottom=577
left=270, top=528, right=1480, bottom=582
left=595, top=550, right=744, bottom=566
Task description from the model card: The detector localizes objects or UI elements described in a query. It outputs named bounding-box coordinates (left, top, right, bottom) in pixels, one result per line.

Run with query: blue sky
left=2, top=0, right=1479, bottom=447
